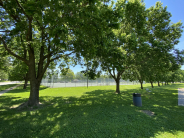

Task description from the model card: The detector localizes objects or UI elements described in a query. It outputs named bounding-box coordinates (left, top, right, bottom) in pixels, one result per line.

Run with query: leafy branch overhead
left=0, top=0, right=183, bottom=107
left=0, top=0, right=118, bottom=107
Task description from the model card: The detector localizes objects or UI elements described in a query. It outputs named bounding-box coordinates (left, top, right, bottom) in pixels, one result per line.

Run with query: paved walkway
left=0, top=85, right=21, bottom=96
left=178, top=88, right=184, bottom=106
left=0, top=81, right=21, bottom=86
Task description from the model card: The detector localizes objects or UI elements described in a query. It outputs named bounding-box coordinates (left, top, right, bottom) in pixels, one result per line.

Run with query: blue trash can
left=133, top=93, right=142, bottom=106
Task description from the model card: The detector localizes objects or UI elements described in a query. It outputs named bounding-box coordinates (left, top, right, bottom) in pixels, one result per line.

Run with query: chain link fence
left=41, top=76, right=142, bottom=88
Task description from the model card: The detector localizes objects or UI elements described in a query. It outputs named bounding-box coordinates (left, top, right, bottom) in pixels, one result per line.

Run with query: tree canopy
left=0, top=0, right=183, bottom=107
left=0, top=0, right=117, bottom=107
left=60, top=69, right=75, bottom=82
left=84, top=0, right=183, bottom=92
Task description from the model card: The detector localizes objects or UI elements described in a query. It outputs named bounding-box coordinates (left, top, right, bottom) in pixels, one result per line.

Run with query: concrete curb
left=0, top=84, right=21, bottom=96
left=178, top=88, right=184, bottom=106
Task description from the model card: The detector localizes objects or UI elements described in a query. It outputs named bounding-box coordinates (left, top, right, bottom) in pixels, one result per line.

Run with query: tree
left=170, top=69, right=184, bottom=83
left=0, top=57, right=10, bottom=82
left=127, top=1, right=183, bottom=89
left=0, top=0, right=116, bottom=107
left=60, top=69, right=75, bottom=82
left=0, top=56, right=10, bottom=71
left=98, top=0, right=147, bottom=93
left=0, top=47, right=12, bottom=82
left=0, top=69, right=8, bottom=81
left=146, top=2, right=183, bottom=85
left=181, top=70, right=184, bottom=82
left=75, top=72, right=86, bottom=80
left=0, top=49, right=11, bottom=75
left=8, top=59, right=29, bottom=89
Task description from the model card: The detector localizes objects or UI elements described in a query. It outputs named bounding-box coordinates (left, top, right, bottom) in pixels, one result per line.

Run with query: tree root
left=17, top=101, right=42, bottom=110
left=115, top=91, right=121, bottom=94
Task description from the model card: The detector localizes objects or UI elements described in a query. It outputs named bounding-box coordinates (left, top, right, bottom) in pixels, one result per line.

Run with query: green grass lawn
left=0, top=84, right=18, bottom=91
left=0, top=83, right=184, bottom=138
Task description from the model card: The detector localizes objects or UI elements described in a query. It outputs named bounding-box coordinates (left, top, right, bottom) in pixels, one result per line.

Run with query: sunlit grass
left=0, top=83, right=184, bottom=138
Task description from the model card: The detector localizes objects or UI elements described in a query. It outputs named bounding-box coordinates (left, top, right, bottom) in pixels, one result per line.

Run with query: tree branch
left=0, top=35, right=29, bottom=65
left=0, top=1, right=21, bottom=22
left=37, top=30, right=45, bottom=79
left=0, top=30, right=11, bottom=32
left=21, top=34, right=27, bottom=59
left=15, top=0, right=30, bottom=19
left=119, top=69, right=125, bottom=78
left=113, top=68, right=116, bottom=79
left=107, top=67, right=116, bottom=80
left=38, top=61, right=50, bottom=83
left=38, top=47, right=72, bottom=82
left=34, top=16, right=47, bottom=32
left=50, top=52, right=74, bottom=62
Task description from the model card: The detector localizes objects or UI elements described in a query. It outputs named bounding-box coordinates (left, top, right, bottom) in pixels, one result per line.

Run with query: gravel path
left=178, top=88, right=184, bottom=106
left=0, top=84, right=21, bottom=96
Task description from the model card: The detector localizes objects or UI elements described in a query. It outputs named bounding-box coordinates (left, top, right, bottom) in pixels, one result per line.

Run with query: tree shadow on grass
left=0, top=96, right=27, bottom=113
left=0, top=84, right=184, bottom=138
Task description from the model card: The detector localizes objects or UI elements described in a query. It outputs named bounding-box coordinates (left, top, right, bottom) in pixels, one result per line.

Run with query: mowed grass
left=0, top=83, right=184, bottom=138
left=0, top=84, right=17, bottom=91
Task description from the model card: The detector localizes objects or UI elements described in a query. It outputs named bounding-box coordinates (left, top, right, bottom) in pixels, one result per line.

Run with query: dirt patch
left=140, top=110, right=155, bottom=116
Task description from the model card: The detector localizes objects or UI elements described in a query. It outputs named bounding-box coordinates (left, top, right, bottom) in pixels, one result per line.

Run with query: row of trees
left=1, top=65, right=184, bottom=85
left=85, top=1, right=184, bottom=93
left=143, top=69, right=184, bottom=87
left=162, top=69, right=184, bottom=84
left=0, top=0, right=183, bottom=107
left=47, top=68, right=184, bottom=85
left=44, top=69, right=109, bottom=82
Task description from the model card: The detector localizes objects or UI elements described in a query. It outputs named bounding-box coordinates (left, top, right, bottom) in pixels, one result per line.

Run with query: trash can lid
left=133, top=93, right=141, bottom=97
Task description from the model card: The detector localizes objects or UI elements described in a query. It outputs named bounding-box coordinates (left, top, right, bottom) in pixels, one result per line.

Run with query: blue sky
left=70, top=0, right=184, bottom=74
left=144, top=0, right=184, bottom=50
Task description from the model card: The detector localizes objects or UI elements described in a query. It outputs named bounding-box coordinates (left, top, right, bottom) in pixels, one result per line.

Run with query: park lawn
left=0, top=83, right=184, bottom=138
left=0, top=84, right=18, bottom=91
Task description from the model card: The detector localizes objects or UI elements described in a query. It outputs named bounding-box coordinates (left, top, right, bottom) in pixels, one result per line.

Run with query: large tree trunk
left=165, top=82, right=166, bottom=85
left=115, top=79, right=120, bottom=94
left=151, top=81, right=154, bottom=88
left=27, top=79, right=40, bottom=106
left=158, top=81, right=160, bottom=86
left=167, top=82, right=168, bottom=85
left=18, top=58, right=42, bottom=108
left=27, top=46, right=40, bottom=107
left=162, top=82, right=163, bottom=86
left=107, top=68, right=124, bottom=95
